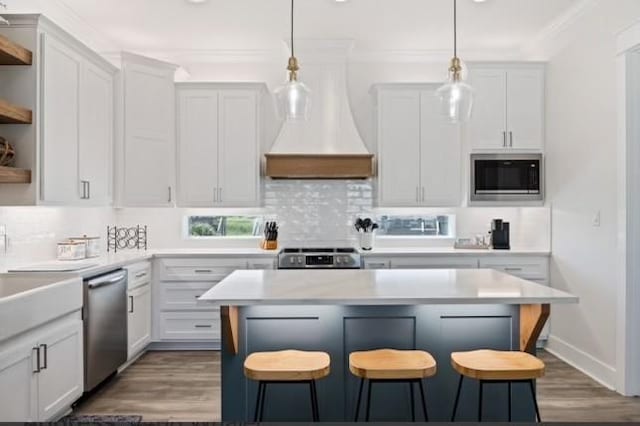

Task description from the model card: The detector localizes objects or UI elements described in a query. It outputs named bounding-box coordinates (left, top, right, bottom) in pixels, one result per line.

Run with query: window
left=375, top=215, right=454, bottom=237
left=187, top=216, right=263, bottom=238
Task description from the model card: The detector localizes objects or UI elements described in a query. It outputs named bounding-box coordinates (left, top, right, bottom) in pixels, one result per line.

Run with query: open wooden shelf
left=0, top=34, right=32, bottom=65
left=0, top=99, right=32, bottom=124
left=0, top=166, right=31, bottom=183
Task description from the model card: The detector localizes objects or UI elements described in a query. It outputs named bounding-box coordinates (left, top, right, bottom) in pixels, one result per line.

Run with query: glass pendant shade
left=275, top=78, right=311, bottom=121
left=436, top=73, right=474, bottom=123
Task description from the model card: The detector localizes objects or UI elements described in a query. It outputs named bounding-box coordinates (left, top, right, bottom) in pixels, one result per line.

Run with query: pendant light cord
left=290, top=0, right=295, bottom=57
left=453, top=0, right=457, bottom=58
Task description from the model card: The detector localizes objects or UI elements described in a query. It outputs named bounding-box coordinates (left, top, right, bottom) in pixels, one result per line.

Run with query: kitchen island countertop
left=198, top=268, right=577, bottom=306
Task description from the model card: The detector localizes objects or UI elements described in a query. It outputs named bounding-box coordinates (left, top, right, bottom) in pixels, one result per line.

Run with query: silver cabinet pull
left=194, top=269, right=213, bottom=274
left=168, top=186, right=172, bottom=203
left=504, top=267, right=523, bottom=272
left=367, top=263, right=388, bottom=268
left=80, top=181, right=89, bottom=199
left=135, top=272, right=147, bottom=279
left=503, top=131, right=507, bottom=147
left=509, top=131, right=514, bottom=147
left=129, top=295, right=134, bottom=313
left=33, top=347, right=41, bottom=373
left=39, top=344, right=47, bottom=370
left=194, top=324, right=212, bottom=329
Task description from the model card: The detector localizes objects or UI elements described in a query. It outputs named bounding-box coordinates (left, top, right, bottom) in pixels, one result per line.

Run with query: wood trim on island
left=221, top=306, right=239, bottom=355
left=520, top=304, right=550, bottom=352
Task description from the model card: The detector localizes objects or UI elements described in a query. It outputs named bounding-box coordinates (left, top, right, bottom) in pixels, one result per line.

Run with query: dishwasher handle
left=87, top=270, right=127, bottom=289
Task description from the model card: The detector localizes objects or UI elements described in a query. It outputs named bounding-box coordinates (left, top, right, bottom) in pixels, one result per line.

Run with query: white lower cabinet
left=126, top=262, right=152, bottom=360
left=390, top=256, right=479, bottom=269
left=0, top=314, right=83, bottom=422
left=153, top=256, right=276, bottom=348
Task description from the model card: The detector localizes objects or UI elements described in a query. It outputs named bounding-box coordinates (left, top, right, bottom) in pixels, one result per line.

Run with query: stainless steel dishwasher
left=83, top=269, right=128, bottom=392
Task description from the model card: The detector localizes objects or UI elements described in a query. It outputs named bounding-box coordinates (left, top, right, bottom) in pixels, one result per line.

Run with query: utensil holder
left=359, top=232, right=375, bottom=251
left=260, top=240, right=278, bottom=251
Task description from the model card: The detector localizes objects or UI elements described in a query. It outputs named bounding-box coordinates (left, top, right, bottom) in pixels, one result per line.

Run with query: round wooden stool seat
left=244, top=350, right=331, bottom=382
left=451, top=349, right=545, bottom=381
left=349, top=349, right=437, bottom=380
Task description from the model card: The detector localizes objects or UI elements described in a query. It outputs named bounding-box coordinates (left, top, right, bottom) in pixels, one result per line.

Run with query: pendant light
left=274, top=0, right=311, bottom=121
left=436, top=0, right=474, bottom=123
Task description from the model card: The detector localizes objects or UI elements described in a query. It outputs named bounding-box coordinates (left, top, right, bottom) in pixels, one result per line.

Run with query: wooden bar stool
left=450, top=349, right=545, bottom=422
left=244, top=350, right=331, bottom=422
left=349, top=349, right=437, bottom=422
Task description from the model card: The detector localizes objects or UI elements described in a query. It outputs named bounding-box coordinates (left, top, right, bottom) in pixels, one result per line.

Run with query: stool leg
left=253, top=381, right=264, bottom=422
left=410, top=382, right=415, bottom=422
left=478, top=380, right=484, bottom=422
left=451, top=375, right=463, bottom=421
left=310, top=380, right=320, bottom=422
left=354, top=378, right=365, bottom=421
left=529, top=380, right=542, bottom=422
left=508, top=381, right=512, bottom=422
left=365, top=380, right=373, bottom=422
left=259, top=382, right=267, bottom=422
left=418, top=379, right=429, bottom=422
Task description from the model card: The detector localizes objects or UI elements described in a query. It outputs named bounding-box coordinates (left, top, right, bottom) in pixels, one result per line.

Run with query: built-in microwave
left=470, top=154, right=544, bottom=202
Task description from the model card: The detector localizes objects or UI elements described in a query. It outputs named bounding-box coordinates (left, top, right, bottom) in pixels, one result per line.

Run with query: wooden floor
left=75, top=350, right=640, bottom=422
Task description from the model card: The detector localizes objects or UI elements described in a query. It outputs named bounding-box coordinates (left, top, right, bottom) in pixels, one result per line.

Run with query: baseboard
left=546, top=334, right=617, bottom=390
left=147, top=341, right=220, bottom=351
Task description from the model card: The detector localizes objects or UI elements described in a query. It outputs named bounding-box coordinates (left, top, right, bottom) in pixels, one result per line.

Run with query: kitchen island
left=199, top=268, right=577, bottom=422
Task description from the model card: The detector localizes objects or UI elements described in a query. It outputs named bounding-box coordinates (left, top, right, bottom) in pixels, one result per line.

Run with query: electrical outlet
left=593, top=211, right=601, bottom=227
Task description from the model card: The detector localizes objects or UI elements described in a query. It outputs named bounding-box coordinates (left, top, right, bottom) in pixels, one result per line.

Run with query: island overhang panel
left=200, top=269, right=577, bottom=422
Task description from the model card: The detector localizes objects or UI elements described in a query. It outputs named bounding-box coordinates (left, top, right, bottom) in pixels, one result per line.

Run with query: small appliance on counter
left=261, top=221, right=279, bottom=250
left=354, top=218, right=378, bottom=251
left=490, top=219, right=511, bottom=250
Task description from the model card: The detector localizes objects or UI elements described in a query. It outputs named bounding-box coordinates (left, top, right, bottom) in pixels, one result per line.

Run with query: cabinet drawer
left=158, top=312, right=220, bottom=341
left=248, top=259, right=276, bottom=270
left=364, top=258, right=391, bottom=269
left=391, top=257, right=479, bottom=269
left=479, top=256, right=549, bottom=279
left=158, top=258, right=247, bottom=281
left=125, top=261, right=151, bottom=290
left=160, top=282, right=218, bottom=311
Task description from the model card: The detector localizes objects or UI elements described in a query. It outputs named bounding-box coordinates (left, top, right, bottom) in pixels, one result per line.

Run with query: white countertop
left=198, top=269, right=577, bottom=306
left=361, top=247, right=550, bottom=256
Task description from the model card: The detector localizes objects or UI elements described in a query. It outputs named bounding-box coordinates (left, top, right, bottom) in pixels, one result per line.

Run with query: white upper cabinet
left=469, top=64, right=545, bottom=152
left=177, top=84, right=263, bottom=208
left=79, top=61, right=113, bottom=205
left=374, top=84, right=461, bottom=207
left=40, top=29, right=115, bottom=206
left=118, top=54, right=177, bottom=207
left=40, top=34, right=81, bottom=204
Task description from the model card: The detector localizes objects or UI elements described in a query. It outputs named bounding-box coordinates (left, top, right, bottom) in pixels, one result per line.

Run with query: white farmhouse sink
left=0, top=274, right=83, bottom=342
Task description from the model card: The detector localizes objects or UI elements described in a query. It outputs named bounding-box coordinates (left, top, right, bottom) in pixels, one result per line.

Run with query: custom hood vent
left=265, top=40, right=374, bottom=179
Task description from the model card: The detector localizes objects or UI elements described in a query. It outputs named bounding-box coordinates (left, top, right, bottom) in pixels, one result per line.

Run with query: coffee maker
left=491, top=219, right=511, bottom=250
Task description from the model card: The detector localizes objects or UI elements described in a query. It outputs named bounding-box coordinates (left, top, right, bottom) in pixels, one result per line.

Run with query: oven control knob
left=336, top=257, right=342, bottom=265
left=297, top=257, right=303, bottom=264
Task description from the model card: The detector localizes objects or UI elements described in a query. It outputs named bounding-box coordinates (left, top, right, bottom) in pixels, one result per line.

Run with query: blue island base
left=221, top=304, right=539, bottom=422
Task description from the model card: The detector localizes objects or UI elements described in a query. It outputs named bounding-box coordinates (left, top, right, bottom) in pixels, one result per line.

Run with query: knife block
left=260, top=240, right=278, bottom=251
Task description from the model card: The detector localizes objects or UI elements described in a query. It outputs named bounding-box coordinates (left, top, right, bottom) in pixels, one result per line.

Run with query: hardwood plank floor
left=75, top=350, right=640, bottom=422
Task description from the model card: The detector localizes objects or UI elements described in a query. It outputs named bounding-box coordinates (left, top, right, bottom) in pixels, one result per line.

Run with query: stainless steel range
left=277, top=248, right=362, bottom=269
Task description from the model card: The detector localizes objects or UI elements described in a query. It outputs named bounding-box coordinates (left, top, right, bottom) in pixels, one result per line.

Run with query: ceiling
left=56, top=0, right=580, bottom=54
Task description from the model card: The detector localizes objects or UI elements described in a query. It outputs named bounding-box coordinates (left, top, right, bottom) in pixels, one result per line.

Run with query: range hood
left=265, top=40, right=374, bottom=179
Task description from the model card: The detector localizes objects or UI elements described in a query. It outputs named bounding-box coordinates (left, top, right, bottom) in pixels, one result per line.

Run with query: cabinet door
left=37, top=320, right=83, bottom=421
left=469, top=69, right=508, bottom=151
left=506, top=69, right=545, bottom=150
left=377, top=91, right=422, bottom=206
left=40, top=34, right=81, bottom=204
left=177, top=89, right=219, bottom=207
left=0, top=341, right=38, bottom=421
left=217, top=90, right=259, bottom=207
left=128, top=283, right=152, bottom=360
left=122, top=62, right=175, bottom=206
left=79, top=61, right=113, bottom=205
left=420, top=90, right=461, bottom=207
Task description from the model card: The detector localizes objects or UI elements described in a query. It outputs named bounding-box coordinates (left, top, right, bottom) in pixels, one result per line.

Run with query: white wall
left=545, top=0, right=640, bottom=390
left=0, top=207, right=115, bottom=271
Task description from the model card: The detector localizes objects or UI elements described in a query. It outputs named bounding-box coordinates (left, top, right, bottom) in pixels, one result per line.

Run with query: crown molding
left=519, top=0, right=601, bottom=59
